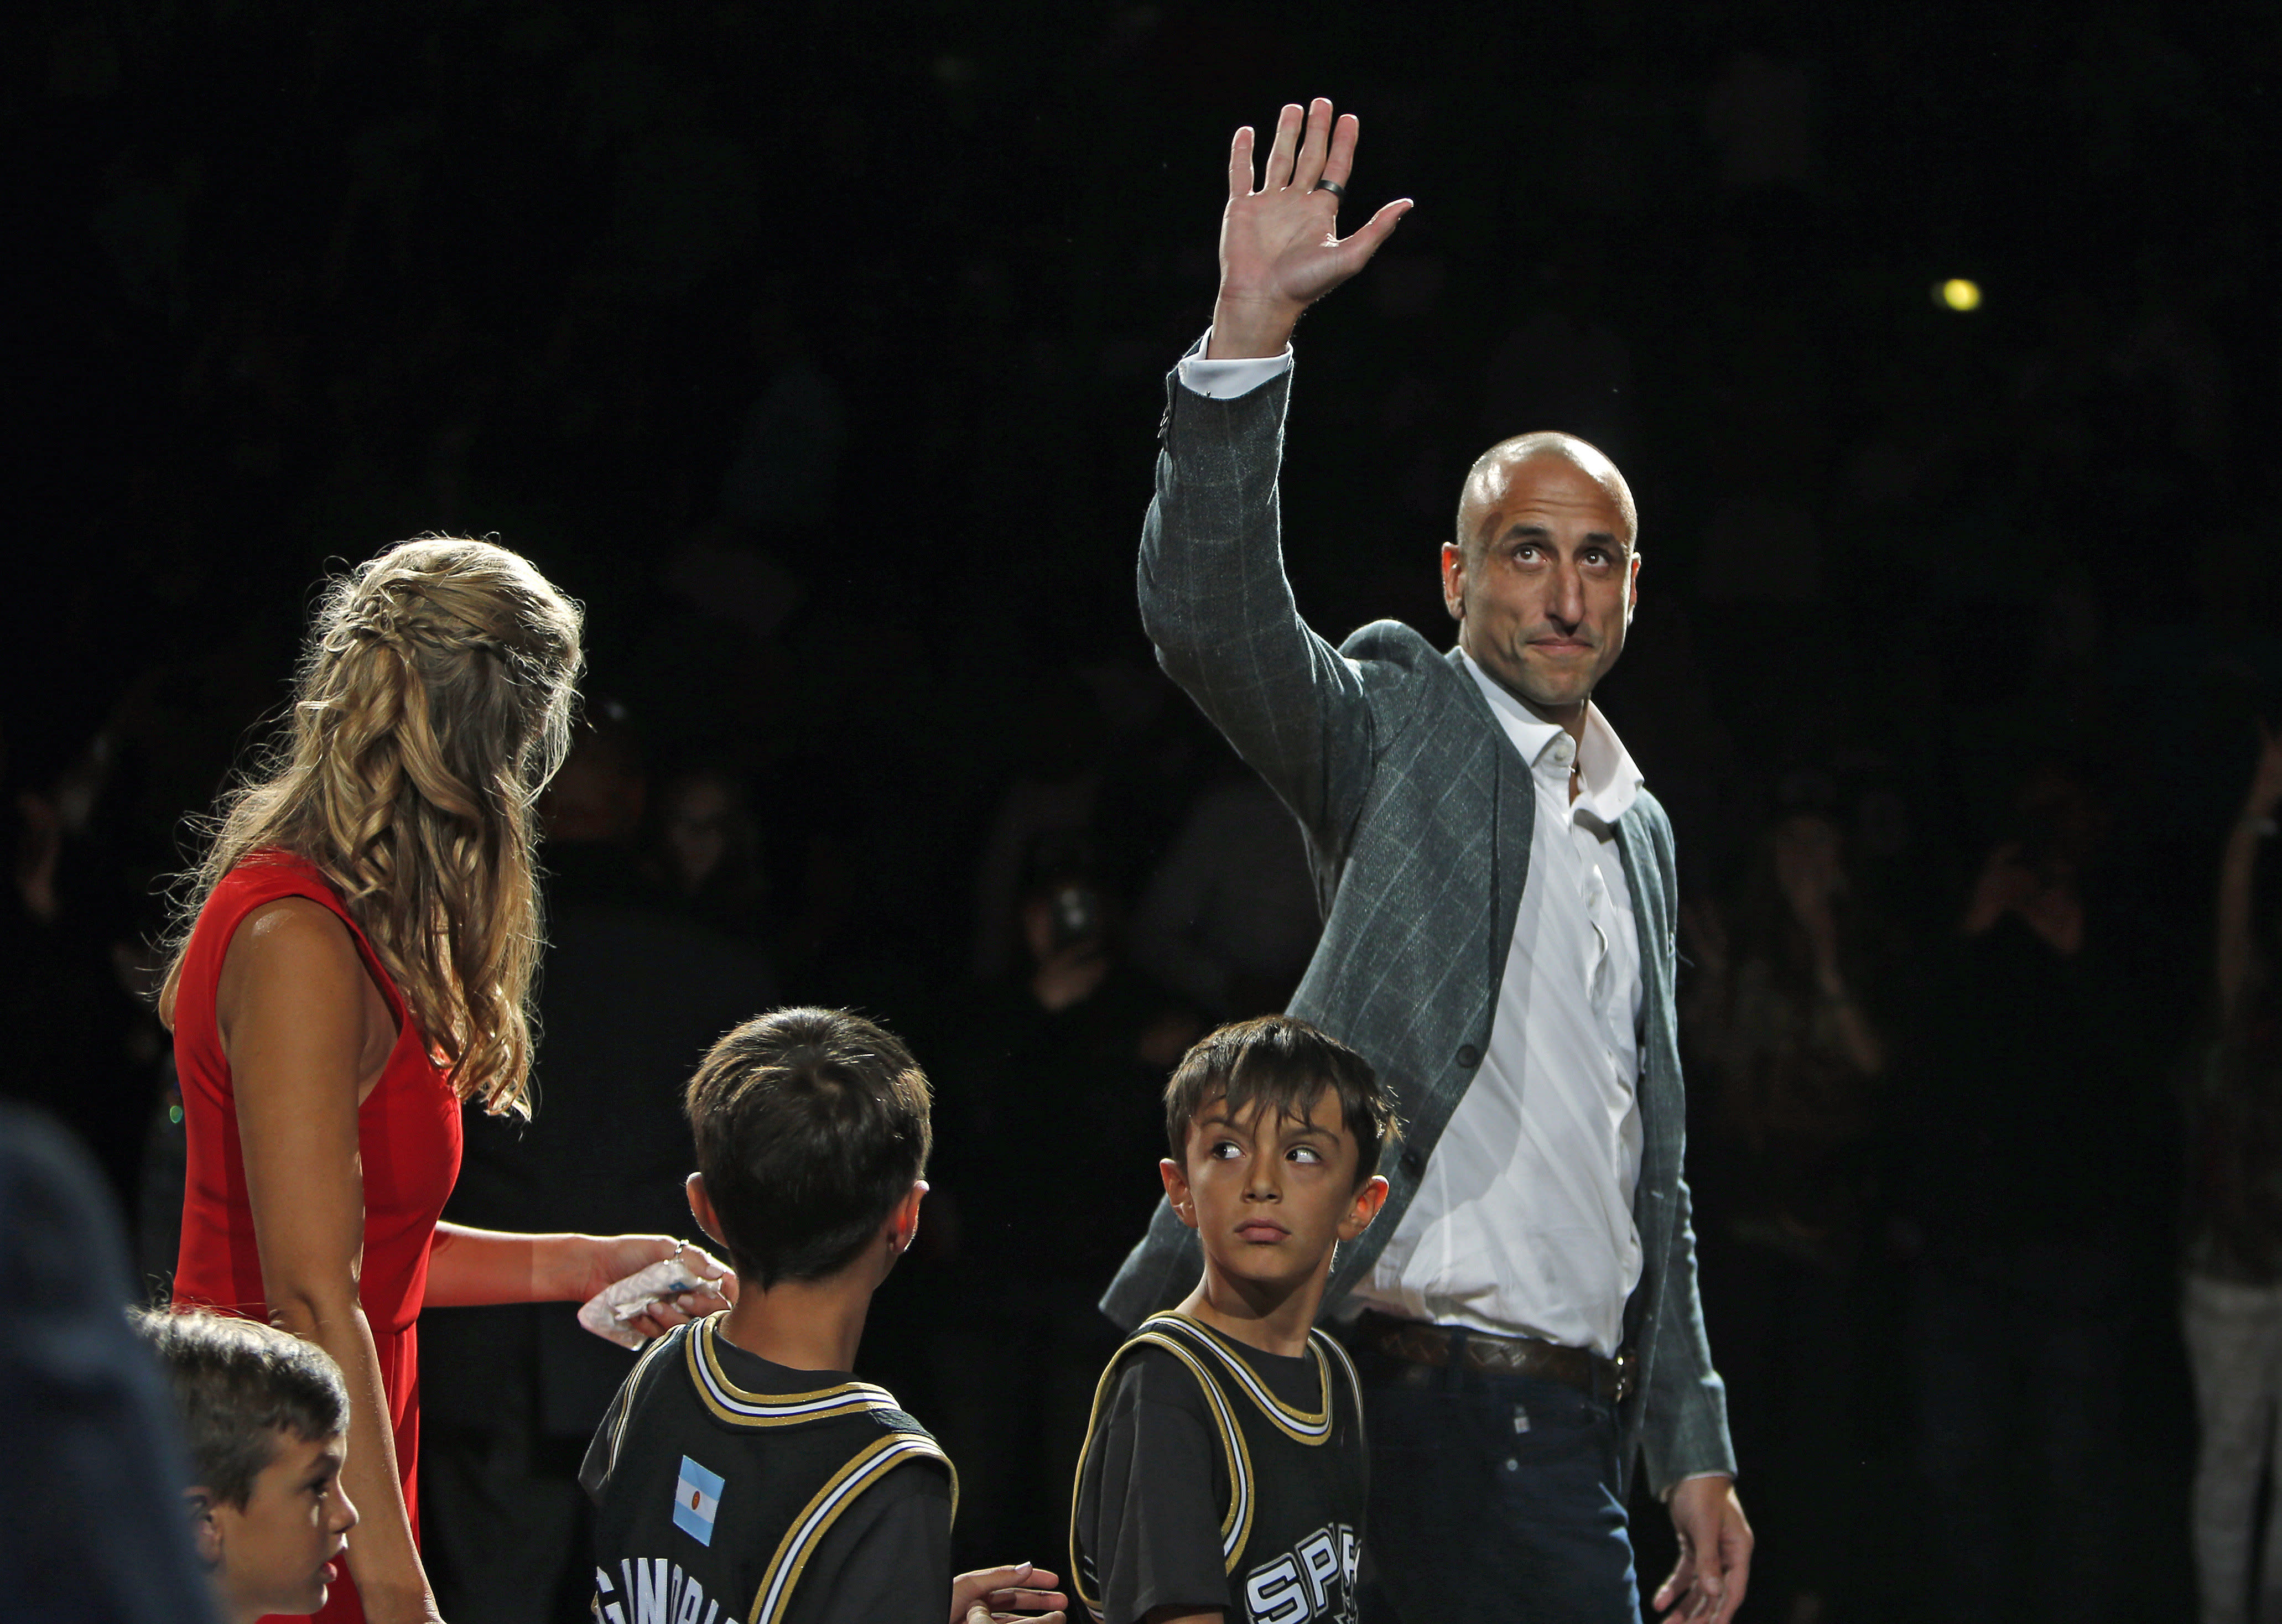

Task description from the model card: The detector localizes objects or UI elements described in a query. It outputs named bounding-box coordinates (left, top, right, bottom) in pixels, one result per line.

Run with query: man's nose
left=1547, top=559, right=1587, bottom=627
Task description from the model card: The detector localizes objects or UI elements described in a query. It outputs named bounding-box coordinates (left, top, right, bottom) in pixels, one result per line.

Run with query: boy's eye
left=1209, top=1139, right=1243, bottom=1160
left=1287, top=1144, right=1324, bottom=1165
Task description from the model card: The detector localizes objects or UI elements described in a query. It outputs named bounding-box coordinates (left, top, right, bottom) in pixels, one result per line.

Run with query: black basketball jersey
left=1072, top=1312, right=1368, bottom=1624
left=581, top=1315, right=955, bottom=1624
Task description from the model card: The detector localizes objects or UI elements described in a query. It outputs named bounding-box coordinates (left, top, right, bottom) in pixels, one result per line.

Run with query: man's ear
left=1338, top=1174, right=1391, bottom=1241
left=1159, top=1158, right=1199, bottom=1231
left=1441, top=543, right=1468, bottom=622
left=184, top=1487, right=223, bottom=1569
left=685, top=1173, right=727, bottom=1250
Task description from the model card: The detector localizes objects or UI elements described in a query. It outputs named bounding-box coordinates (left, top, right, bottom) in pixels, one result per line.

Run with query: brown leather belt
left=1356, top=1310, right=1635, bottom=1404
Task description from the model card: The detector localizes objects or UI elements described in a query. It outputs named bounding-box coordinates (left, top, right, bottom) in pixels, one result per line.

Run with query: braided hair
left=160, top=537, right=583, bottom=1115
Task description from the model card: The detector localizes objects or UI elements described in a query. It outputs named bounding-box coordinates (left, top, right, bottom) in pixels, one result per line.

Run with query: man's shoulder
left=1333, top=618, right=1454, bottom=670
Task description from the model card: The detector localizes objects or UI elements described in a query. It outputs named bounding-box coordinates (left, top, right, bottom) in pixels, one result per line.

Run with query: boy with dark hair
left=1072, top=1016, right=1397, bottom=1624
left=134, top=1308, right=360, bottom=1624
left=581, top=1006, right=1067, bottom=1624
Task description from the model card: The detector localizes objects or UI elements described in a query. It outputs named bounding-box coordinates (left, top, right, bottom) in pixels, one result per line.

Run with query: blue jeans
left=1351, top=1335, right=1641, bottom=1624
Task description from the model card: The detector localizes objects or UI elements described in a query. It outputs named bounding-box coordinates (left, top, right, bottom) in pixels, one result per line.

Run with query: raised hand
left=1208, top=97, right=1413, bottom=360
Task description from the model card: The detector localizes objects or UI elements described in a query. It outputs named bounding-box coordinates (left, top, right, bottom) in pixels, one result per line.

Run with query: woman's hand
left=552, top=1233, right=735, bottom=1337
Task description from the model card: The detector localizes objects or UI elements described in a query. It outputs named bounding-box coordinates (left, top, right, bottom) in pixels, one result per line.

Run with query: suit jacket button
left=1456, top=1044, right=1482, bottom=1070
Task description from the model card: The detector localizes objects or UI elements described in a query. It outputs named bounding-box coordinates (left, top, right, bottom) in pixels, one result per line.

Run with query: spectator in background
left=1904, top=761, right=2166, bottom=1624
left=2186, top=723, right=2282, bottom=1624
left=421, top=710, right=775, bottom=1624
left=1130, top=773, right=1322, bottom=1020
left=970, top=670, right=1109, bottom=982
left=926, top=831, right=1197, bottom=1569
left=1684, top=779, right=1889, bottom=1624
left=648, top=762, right=773, bottom=949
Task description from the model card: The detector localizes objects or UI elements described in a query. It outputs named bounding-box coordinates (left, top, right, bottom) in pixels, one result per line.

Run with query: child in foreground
left=1071, top=1016, right=1398, bottom=1624
left=134, top=1307, right=360, bottom=1624
left=581, top=1006, right=1068, bottom=1624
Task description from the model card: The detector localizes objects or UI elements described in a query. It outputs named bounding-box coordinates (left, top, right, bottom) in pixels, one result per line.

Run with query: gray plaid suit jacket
left=1100, top=353, right=1737, bottom=1497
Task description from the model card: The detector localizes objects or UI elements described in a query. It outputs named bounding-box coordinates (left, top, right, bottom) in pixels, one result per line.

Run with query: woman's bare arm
left=220, top=898, right=440, bottom=1624
left=425, top=1222, right=728, bottom=1322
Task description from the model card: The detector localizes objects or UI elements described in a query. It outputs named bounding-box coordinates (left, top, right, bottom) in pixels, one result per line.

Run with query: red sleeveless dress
left=173, top=850, right=463, bottom=1624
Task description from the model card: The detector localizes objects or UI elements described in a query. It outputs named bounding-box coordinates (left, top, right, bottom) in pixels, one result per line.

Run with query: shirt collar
left=1457, top=649, right=1644, bottom=823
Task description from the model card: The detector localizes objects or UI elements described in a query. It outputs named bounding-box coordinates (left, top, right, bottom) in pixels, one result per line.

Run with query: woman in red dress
left=163, top=538, right=728, bottom=1624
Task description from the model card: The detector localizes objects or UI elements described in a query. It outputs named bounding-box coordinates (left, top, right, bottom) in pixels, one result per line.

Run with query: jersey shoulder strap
left=745, top=1416, right=953, bottom=1624
left=595, top=1319, right=696, bottom=1487
left=1072, top=1313, right=1258, bottom=1606
left=1311, top=1323, right=1365, bottom=1430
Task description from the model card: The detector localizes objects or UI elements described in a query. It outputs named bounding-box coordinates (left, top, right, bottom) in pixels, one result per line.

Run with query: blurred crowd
left=11, top=3, right=2282, bottom=1621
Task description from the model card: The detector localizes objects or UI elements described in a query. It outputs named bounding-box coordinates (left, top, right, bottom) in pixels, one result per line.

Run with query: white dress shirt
left=1177, top=336, right=1649, bottom=1356
left=1349, top=657, right=1648, bottom=1356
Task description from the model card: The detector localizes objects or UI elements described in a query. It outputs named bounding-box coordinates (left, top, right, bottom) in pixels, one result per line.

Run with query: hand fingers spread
left=1293, top=96, right=1335, bottom=191
left=1263, top=102, right=1304, bottom=191
left=1319, top=112, right=1361, bottom=191
left=1228, top=126, right=1255, bottom=199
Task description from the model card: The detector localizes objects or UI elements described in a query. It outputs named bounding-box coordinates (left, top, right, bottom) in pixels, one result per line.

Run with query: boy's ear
left=1337, top=1174, right=1391, bottom=1241
left=887, top=1180, right=926, bottom=1255
left=685, top=1173, right=727, bottom=1251
left=1160, top=1158, right=1198, bottom=1230
left=183, top=1487, right=222, bottom=1569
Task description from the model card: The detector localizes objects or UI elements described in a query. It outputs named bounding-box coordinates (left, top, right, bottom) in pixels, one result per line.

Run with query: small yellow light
left=1936, top=278, right=1982, bottom=312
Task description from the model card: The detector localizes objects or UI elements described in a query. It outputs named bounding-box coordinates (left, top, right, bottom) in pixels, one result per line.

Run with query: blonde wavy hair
left=159, top=536, right=584, bottom=1116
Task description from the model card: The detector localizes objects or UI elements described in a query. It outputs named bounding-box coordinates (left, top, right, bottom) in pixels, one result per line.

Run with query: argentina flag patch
left=672, top=1456, right=724, bottom=1546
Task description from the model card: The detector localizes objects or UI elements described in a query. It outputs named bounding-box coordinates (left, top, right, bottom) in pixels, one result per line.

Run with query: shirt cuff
left=1176, top=328, right=1293, bottom=400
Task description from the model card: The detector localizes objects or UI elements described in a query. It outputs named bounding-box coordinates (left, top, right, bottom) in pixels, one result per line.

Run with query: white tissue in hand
left=576, top=1257, right=722, bottom=1349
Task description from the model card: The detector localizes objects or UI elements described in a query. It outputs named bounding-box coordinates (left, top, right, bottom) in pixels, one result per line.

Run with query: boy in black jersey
left=581, top=1007, right=1067, bottom=1624
left=1072, top=1017, right=1399, bottom=1624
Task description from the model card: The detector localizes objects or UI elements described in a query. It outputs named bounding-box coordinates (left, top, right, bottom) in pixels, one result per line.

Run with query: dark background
left=9, top=2, right=2282, bottom=1619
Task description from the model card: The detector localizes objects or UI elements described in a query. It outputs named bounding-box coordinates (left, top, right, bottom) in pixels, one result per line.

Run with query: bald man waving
left=1101, top=100, right=1751, bottom=1624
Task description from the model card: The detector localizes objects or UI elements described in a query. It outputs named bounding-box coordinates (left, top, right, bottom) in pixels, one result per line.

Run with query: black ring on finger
left=1314, top=178, right=1347, bottom=199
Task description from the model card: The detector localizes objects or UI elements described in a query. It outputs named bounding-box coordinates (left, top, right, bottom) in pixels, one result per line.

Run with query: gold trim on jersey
left=1157, top=1312, right=1341, bottom=1446
left=746, top=1432, right=953, bottom=1624
left=1319, top=1326, right=1367, bottom=1439
left=687, top=1315, right=904, bottom=1428
left=1069, top=1323, right=1258, bottom=1621
left=601, top=1323, right=689, bottom=1483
